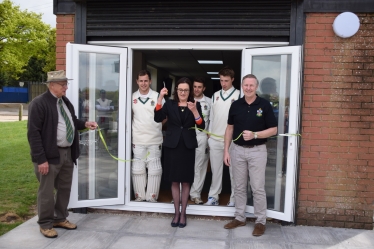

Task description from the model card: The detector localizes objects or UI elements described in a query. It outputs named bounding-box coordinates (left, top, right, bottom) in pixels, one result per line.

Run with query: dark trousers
left=34, top=147, right=74, bottom=229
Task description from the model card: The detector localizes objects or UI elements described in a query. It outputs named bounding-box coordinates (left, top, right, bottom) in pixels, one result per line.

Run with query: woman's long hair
left=172, top=77, right=194, bottom=103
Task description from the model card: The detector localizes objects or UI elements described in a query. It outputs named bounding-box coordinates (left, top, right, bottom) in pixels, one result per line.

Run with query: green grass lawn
left=0, top=121, right=39, bottom=236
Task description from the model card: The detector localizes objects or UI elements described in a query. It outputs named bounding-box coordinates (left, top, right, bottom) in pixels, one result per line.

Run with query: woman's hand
left=160, top=87, right=168, bottom=97
left=157, top=87, right=168, bottom=104
left=187, top=101, right=197, bottom=113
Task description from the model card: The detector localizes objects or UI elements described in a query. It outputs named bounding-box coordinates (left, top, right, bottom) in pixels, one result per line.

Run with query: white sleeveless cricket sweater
left=210, top=88, right=240, bottom=142
left=132, top=89, right=163, bottom=145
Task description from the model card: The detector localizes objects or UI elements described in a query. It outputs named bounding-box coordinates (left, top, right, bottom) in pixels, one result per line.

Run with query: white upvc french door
left=65, top=41, right=301, bottom=222
left=242, top=46, right=302, bottom=222
left=66, top=43, right=128, bottom=208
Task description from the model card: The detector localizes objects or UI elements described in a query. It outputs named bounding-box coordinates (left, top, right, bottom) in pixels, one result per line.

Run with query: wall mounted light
left=332, top=12, right=360, bottom=38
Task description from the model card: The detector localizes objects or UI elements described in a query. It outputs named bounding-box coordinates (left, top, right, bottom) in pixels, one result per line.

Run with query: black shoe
left=179, top=215, right=187, bottom=228
left=171, top=217, right=179, bottom=227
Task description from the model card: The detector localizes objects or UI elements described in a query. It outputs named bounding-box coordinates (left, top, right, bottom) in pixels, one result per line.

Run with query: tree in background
left=0, top=0, right=56, bottom=86
left=18, top=56, right=47, bottom=82
left=19, top=29, right=56, bottom=82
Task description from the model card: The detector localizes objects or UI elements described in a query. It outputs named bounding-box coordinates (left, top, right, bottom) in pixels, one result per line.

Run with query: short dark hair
left=219, top=66, right=235, bottom=79
left=193, top=77, right=206, bottom=87
left=137, top=69, right=151, bottom=80
left=173, top=77, right=194, bottom=103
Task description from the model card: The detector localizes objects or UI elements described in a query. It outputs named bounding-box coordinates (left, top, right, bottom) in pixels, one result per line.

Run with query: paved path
left=1, top=103, right=373, bottom=248
left=0, top=213, right=373, bottom=249
left=0, top=103, right=28, bottom=122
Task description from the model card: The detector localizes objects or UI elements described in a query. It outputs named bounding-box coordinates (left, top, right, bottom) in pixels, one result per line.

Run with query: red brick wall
left=56, top=15, right=75, bottom=70
left=54, top=11, right=373, bottom=229
left=298, top=13, right=374, bottom=230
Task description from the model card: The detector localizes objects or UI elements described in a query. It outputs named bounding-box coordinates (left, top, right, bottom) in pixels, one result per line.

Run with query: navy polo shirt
left=227, top=95, right=278, bottom=146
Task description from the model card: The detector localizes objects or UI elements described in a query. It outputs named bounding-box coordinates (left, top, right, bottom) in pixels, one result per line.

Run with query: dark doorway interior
left=131, top=49, right=242, bottom=205
left=135, top=49, right=242, bottom=96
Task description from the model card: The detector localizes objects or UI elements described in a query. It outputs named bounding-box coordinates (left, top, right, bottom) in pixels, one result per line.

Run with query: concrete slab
left=46, top=230, right=115, bottom=249
left=174, top=219, right=229, bottom=240
left=282, top=226, right=338, bottom=246
left=231, top=240, right=288, bottom=249
left=0, top=213, right=86, bottom=249
left=0, top=213, right=373, bottom=249
left=232, top=222, right=285, bottom=242
left=329, top=227, right=374, bottom=248
left=0, top=217, right=55, bottom=249
left=108, top=235, right=172, bottom=249
left=77, top=213, right=131, bottom=232
left=171, top=238, right=227, bottom=249
left=65, top=212, right=87, bottom=226
left=287, top=244, right=347, bottom=249
left=124, top=217, right=176, bottom=236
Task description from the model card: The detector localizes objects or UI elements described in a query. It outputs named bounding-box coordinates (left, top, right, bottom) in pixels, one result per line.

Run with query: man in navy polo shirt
left=223, top=74, right=277, bottom=237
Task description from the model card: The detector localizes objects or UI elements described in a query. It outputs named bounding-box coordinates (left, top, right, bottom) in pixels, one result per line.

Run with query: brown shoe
left=224, top=219, right=246, bottom=229
left=40, top=228, right=58, bottom=238
left=53, top=220, right=77, bottom=230
left=252, top=223, right=266, bottom=236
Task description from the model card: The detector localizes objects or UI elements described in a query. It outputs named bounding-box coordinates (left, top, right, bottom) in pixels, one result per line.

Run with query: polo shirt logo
left=204, top=105, right=207, bottom=110
left=151, top=100, right=155, bottom=106
left=256, top=108, right=263, bottom=117
left=216, top=96, right=219, bottom=101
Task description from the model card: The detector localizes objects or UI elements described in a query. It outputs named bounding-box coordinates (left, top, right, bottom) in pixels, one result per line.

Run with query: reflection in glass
left=247, top=55, right=291, bottom=212
left=77, top=52, right=120, bottom=200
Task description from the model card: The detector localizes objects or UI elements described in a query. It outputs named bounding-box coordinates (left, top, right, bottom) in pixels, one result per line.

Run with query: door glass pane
left=77, top=52, right=120, bottom=200
left=247, top=55, right=291, bottom=212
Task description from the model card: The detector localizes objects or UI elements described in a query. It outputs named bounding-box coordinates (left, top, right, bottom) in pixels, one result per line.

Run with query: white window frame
left=66, top=43, right=128, bottom=208
left=67, top=41, right=300, bottom=222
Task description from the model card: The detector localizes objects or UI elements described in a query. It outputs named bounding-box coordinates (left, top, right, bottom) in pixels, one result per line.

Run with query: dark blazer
left=154, top=100, right=205, bottom=149
left=27, top=90, right=87, bottom=165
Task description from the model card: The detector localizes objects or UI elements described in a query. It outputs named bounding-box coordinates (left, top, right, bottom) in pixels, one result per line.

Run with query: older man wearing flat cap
left=27, top=70, right=97, bottom=238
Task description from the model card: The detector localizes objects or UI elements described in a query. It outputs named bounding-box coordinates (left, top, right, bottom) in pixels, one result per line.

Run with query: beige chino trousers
left=230, top=143, right=267, bottom=224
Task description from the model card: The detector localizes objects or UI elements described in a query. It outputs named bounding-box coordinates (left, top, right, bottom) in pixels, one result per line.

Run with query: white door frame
left=242, top=46, right=302, bottom=221
left=79, top=40, right=300, bottom=222
left=66, top=43, right=128, bottom=208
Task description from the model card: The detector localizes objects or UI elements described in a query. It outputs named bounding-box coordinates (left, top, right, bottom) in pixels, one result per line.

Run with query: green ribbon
left=190, top=127, right=301, bottom=141
left=80, top=126, right=150, bottom=162
left=84, top=126, right=301, bottom=162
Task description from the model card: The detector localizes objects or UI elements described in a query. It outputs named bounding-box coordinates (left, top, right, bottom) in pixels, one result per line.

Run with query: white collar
left=195, top=95, right=207, bottom=102
left=138, top=89, right=152, bottom=98
left=222, top=86, right=235, bottom=94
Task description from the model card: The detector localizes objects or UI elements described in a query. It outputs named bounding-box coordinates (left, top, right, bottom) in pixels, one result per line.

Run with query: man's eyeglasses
left=54, top=82, right=69, bottom=87
left=177, top=89, right=189, bottom=93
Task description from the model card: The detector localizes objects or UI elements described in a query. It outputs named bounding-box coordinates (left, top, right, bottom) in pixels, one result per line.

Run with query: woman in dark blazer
left=154, top=77, right=205, bottom=228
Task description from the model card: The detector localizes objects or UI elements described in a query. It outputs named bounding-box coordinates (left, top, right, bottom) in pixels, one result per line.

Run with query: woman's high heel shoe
left=171, top=217, right=180, bottom=227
